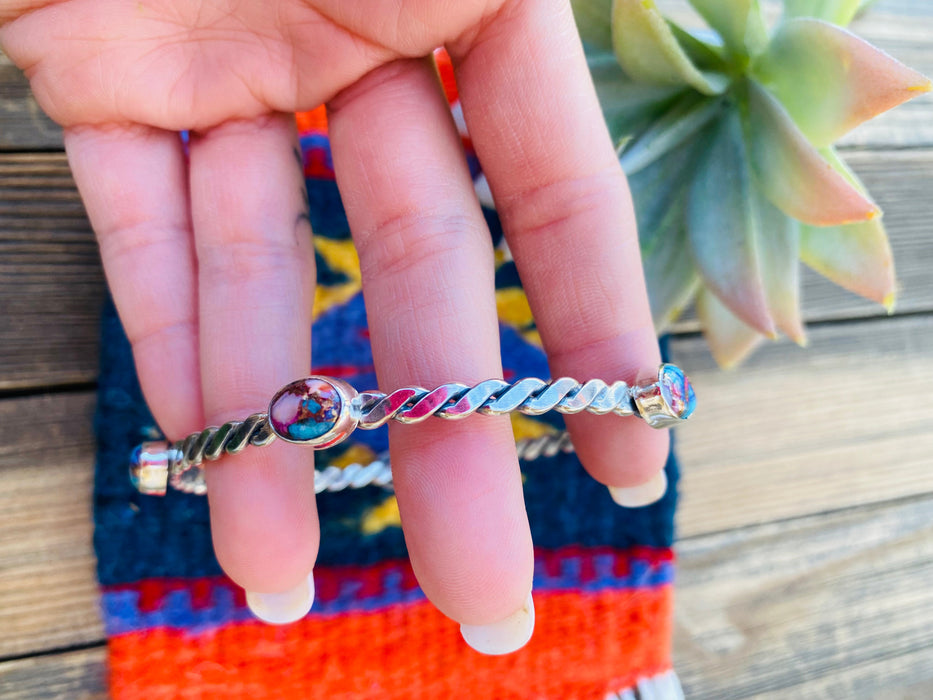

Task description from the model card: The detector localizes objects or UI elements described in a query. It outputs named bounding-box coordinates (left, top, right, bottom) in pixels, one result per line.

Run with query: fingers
left=327, top=58, right=534, bottom=642
left=188, top=115, right=320, bottom=609
left=449, top=0, right=670, bottom=498
left=63, top=124, right=202, bottom=439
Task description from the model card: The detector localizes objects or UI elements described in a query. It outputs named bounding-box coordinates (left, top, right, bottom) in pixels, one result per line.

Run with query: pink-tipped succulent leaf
left=754, top=19, right=932, bottom=147
left=570, top=0, right=925, bottom=366
left=696, top=288, right=766, bottom=369
left=745, top=80, right=880, bottom=226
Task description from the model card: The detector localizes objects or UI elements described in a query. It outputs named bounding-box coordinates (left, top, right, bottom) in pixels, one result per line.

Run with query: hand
left=0, top=0, right=668, bottom=650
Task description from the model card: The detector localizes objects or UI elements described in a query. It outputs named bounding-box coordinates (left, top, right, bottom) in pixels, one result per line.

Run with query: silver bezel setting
left=267, top=376, right=360, bottom=449
left=632, top=363, right=695, bottom=429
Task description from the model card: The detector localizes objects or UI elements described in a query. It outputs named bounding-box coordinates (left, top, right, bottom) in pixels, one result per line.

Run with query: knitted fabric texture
left=94, top=59, right=682, bottom=700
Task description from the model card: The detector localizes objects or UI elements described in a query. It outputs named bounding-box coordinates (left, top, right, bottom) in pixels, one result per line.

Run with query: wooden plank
left=0, top=54, right=62, bottom=151
left=674, top=497, right=933, bottom=698
left=671, top=312, right=933, bottom=538
left=0, top=647, right=108, bottom=700
left=0, top=153, right=105, bottom=390
left=1, top=0, right=931, bottom=150
left=0, top=392, right=105, bottom=658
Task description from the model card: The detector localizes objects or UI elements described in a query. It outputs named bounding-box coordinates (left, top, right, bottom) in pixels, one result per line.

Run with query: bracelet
left=130, top=363, right=695, bottom=496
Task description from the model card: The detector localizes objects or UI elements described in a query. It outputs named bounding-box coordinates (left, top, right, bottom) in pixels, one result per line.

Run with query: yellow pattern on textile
left=313, top=237, right=362, bottom=319
left=496, top=288, right=542, bottom=348
left=510, top=413, right=560, bottom=442
left=331, top=443, right=377, bottom=469
left=361, top=495, right=402, bottom=535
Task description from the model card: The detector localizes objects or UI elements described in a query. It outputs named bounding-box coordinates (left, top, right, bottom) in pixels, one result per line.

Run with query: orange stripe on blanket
left=296, top=107, right=328, bottom=134
left=108, top=586, right=672, bottom=700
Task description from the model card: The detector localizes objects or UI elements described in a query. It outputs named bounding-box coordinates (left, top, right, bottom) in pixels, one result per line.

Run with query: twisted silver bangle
left=130, top=363, right=695, bottom=496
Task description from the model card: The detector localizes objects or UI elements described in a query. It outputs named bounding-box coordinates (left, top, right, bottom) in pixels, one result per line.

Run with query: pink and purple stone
left=659, top=364, right=696, bottom=420
left=269, top=378, right=343, bottom=443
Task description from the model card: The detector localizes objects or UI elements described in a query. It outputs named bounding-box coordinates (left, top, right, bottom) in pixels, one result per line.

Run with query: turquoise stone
left=659, top=365, right=696, bottom=420
left=269, top=378, right=342, bottom=443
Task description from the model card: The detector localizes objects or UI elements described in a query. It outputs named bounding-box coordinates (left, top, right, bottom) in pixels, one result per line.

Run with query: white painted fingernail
left=460, top=591, right=535, bottom=655
left=246, top=572, right=315, bottom=625
left=608, top=470, right=668, bottom=508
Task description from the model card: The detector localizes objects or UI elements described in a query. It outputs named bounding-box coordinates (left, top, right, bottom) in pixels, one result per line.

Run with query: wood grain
left=0, top=647, right=108, bottom=700
left=671, top=312, right=933, bottom=538
left=0, top=54, right=62, bottom=151
left=675, top=496, right=933, bottom=698
left=0, top=153, right=105, bottom=390
left=0, top=392, right=105, bottom=659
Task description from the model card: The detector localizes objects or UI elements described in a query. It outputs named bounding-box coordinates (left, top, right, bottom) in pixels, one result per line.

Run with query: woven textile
left=94, top=61, right=682, bottom=699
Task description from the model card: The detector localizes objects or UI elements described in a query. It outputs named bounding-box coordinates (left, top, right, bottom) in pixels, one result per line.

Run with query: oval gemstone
left=659, top=365, right=696, bottom=420
left=269, top=378, right=343, bottom=443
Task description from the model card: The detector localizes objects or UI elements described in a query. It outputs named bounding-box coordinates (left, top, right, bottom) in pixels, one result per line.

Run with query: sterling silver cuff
left=130, top=363, right=696, bottom=496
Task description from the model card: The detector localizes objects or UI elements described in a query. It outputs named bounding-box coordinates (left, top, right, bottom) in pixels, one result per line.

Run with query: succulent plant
left=572, top=0, right=930, bottom=367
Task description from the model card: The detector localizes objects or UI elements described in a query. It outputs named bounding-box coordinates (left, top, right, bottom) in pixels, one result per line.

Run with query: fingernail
left=460, top=591, right=535, bottom=655
left=245, top=572, right=315, bottom=625
left=608, top=470, right=668, bottom=508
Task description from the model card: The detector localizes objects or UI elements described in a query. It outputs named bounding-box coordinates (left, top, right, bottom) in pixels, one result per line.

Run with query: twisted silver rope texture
left=354, top=378, right=634, bottom=427
left=169, top=431, right=574, bottom=496
left=162, top=376, right=611, bottom=495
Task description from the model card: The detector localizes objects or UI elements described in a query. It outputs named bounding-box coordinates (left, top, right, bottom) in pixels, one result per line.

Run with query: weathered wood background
left=1, top=2, right=932, bottom=697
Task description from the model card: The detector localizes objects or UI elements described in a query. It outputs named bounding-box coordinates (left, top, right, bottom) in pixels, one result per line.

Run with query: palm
left=3, top=0, right=499, bottom=129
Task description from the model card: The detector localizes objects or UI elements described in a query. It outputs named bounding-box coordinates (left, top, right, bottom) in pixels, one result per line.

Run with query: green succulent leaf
left=753, top=19, right=932, bottom=147
left=799, top=147, right=896, bottom=308
left=643, top=225, right=700, bottom=333
left=667, top=21, right=730, bottom=72
left=783, top=0, right=861, bottom=26
left=611, top=0, right=729, bottom=95
left=620, top=93, right=723, bottom=175
left=688, top=0, right=769, bottom=56
left=571, top=0, right=614, bottom=52
left=756, top=197, right=806, bottom=344
left=687, top=108, right=776, bottom=337
left=696, top=287, right=765, bottom=369
left=589, top=52, right=685, bottom=144
left=629, top=136, right=708, bottom=330
left=744, top=79, right=880, bottom=225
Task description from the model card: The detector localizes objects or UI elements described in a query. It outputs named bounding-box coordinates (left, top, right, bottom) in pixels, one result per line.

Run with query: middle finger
left=327, top=57, right=535, bottom=652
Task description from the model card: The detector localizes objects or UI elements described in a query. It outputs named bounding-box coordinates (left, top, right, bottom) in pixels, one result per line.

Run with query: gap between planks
left=0, top=646, right=108, bottom=700
left=670, top=312, right=933, bottom=537
left=674, top=496, right=933, bottom=698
